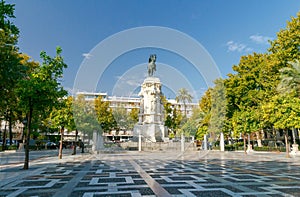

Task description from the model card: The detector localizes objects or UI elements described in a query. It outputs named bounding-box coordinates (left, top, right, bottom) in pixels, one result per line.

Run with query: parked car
left=267, top=140, right=285, bottom=148
left=46, top=142, right=57, bottom=149
left=276, top=141, right=285, bottom=147
left=0, top=139, right=17, bottom=146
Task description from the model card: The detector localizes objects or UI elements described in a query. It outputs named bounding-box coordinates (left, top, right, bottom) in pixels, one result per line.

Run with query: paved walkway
left=1, top=150, right=300, bottom=196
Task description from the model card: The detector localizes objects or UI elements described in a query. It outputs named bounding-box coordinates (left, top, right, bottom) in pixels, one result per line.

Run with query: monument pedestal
left=133, top=77, right=167, bottom=142
left=92, top=130, right=103, bottom=153
left=134, top=124, right=167, bottom=142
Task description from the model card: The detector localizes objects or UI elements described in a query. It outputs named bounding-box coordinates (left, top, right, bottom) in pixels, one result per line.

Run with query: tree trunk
left=284, top=129, right=290, bottom=158
left=183, top=102, right=187, bottom=118
left=256, top=130, right=262, bottom=147
left=243, top=134, right=247, bottom=154
left=274, top=128, right=278, bottom=149
left=9, top=111, right=12, bottom=146
left=2, top=123, right=7, bottom=151
left=58, top=126, right=64, bottom=159
left=72, top=129, right=78, bottom=155
left=19, top=121, right=26, bottom=151
left=23, top=104, right=32, bottom=170
left=292, top=128, right=296, bottom=145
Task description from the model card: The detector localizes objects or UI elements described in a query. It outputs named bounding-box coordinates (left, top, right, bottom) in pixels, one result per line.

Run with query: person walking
left=79, top=139, right=84, bottom=153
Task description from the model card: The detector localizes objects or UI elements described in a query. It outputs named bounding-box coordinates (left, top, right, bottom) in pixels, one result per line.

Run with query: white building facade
left=77, top=92, right=198, bottom=117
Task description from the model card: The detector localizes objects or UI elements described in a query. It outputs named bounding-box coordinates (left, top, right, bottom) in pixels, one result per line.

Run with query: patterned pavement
left=1, top=150, right=300, bottom=197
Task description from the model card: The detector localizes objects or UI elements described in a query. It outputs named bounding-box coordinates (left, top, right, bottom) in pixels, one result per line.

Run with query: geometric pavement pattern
left=1, top=152, right=300, bottom=197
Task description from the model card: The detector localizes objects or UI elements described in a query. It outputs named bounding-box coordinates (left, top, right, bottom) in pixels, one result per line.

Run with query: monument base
left=134, top=124, right=167, bottom=142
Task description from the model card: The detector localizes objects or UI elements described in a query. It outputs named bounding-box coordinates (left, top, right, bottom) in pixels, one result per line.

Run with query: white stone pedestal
left=291, top=144, right=299, bottom=155
left=203, top=134, right=207, bottom=150
left=133, top=77, right=167, bottom=142
left=220, top=132, right=225, bottom=152
left=92, top=130, right=103, bottom=153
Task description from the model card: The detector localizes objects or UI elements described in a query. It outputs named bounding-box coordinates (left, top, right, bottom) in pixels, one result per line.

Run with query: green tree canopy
left=73, top=94, right=99, bottom=137
left=209, top=78, right=227, bottom=136
left=195, top=89, right=211, bottom=140
left=16, top=47, right=67, bottom=169
left=94, top=96, right=115, bottom=132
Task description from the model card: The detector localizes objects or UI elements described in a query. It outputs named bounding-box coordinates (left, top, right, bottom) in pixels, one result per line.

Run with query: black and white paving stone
left=1, top=151, right=300, bottom=196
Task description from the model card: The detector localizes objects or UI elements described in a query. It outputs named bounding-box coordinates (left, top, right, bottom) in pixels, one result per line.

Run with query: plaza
left=1, top=149, right=300, bottom=197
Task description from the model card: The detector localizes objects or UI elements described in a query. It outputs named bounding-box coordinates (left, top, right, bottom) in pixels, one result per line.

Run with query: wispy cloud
left=115, top=76, right=142, bottom=87
left=82, top=53, right=92, bottom=59
left=249, top=34, right=273, bottom=45
left=126, top=79, right=141, bottom=86
left=226, top=41, right=252, bottom=53
left=112, top=74, right=144, bottom=96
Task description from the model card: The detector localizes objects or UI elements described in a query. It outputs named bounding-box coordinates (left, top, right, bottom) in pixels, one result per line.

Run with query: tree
left=48, top=96, right=75, bottom=158
left=225, top=53, right=278, bottom=146
left=266, top=12, right=300, bottom=154
left=180, top=107, right=201, bottom=138
left=162, top=96, right=173, bottom=135
left=274, top=59, right=300, bottom=156
left=94, top=96, right=115, bottom=133
left=209, top=79, right=227, bottom=140
left=231, top=108, right=259, bottom=154
left=225, top=53, right=276, bottom=112
left=161, top=96, right=182, bottom=137
left=0, top=0, right=19, bottom=35
left=112, top=106, right=128, bottom=131
left=16, top=47, right=67, bottom=169
left=263, top=95, right=300, bottom=157
left=0, top=1, right=25, bottom=150
left=277, top=60, right=300, bottom=96
left=269, top=12, right=300, bottom=66
left=193, top=11, right=300, bottom=156
left=1, top=55, right=40, bottom=152
left=73, top=94, right=99, bottom=143
left=111, top=106, right=138, bottom=132
left=175, top=88, right=193, bottom=117
left=127, top=108, right=138, bottom=130
left=196, top=89, right=211, bottom=141
left=0, top=0, right=20, bottom=111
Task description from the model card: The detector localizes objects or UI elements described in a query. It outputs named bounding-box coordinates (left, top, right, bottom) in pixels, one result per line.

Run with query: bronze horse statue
left=148, top=54, right=156, bottom=77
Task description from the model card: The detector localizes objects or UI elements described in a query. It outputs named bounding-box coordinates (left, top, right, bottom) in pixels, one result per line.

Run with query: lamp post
left=72, top=129, right=78, bottom=155
left=138, top=131, right=142, bottom=152
left=58, top=126, right=64, bottom=159
left=181, top=132, right=185, bottom=152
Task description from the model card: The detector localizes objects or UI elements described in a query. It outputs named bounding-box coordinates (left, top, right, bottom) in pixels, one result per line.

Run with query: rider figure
left=148, top=54, right=156, bottom=77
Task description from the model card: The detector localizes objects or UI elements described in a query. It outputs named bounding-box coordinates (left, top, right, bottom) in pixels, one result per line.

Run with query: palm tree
left=175, top=88, right=193, bottom=117
left=277, top=59, right=300, bottom=156
left=277, top=60, right=300, bottom=97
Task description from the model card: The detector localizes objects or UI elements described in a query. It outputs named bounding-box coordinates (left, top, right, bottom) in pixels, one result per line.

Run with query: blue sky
left=8, top=0, right=300, bottom=101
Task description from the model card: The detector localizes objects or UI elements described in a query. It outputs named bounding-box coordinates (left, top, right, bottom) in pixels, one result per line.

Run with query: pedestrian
left=79, top=139, right=84, bottom=153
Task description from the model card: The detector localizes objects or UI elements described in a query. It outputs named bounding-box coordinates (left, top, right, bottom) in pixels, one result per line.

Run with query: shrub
left=254, top=146, right=286, bottom=152
left=7, top=145, right=17, bottom=150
